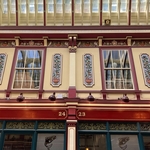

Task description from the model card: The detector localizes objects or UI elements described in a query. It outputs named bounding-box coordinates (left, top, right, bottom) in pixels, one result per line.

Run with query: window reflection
left=13, top=50, right=42, bottom=89
left=103, top=50, right=133, bottom=89
left=79, top=134, right=107, bottom=150
left=143, top=136, right=150, bottom=150
left=3, top=134, right=32, bottom=150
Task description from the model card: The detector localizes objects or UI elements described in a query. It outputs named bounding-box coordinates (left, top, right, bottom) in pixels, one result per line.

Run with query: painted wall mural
left=0, top=54, right=7, bottom=85
left=140, top=53, right=150, bottom=87
left=51, top=54, right=62, bottom=87
left=83, top=54, right=94, bottom=87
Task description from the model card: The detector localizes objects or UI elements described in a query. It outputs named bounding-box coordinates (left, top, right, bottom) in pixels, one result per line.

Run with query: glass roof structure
left=0, top=0, right=149, bottom=26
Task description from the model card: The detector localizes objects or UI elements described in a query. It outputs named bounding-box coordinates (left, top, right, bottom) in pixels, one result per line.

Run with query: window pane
left=131, top=0, right=137, bottom=12
left=143, top=136, right=150, bottom=150
left=111, top=135, right=140, bottom=150
left=75, top=0, right=82, bottom=13
left=21, top=0, right=26, bottom=13
left=120, top=0, right=127, bottom=12
left=83, top=0, right=90, bottom=13
left=92, top=0, right=99, bottom=13
left=3, top=134, right=32, bottom=150
left=65, top=0, right=71, bottom=13
left=103, top=50, right=133, bottom=89
left=36, top=134, right=64, bottom=150
left=13, top=50, right=42, bottom=89
left=79, top=134, right=107, bottom=150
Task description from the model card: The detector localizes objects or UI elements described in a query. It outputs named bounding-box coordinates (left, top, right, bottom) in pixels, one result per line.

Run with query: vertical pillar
left=98, top=36, right=103, bottom=46
left=14, top=36, right=20, bottom=46
left=68, top=34, right=77, bottom=98
left=43, top=36, right=48, bottom=46
left=127, top=36, right=132, bottom=46
left=67, top=120, right=77, bottom=150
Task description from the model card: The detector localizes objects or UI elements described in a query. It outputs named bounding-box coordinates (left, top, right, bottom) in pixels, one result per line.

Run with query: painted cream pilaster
left=67, top=120, right=77, bottom=150
left=69, top=52, right=76, bottom=86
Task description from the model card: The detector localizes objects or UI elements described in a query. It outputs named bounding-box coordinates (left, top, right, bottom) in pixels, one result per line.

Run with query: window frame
left=7, top=47, right=46, bottom=92
left=100, top=48, right=137, bottom=91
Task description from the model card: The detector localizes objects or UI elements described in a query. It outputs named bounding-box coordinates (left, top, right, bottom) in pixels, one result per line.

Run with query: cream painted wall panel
left=76, top=48, right=101, bottom=90
left=107, top=93, right=136, bottom=100
left=0, top=48, right=15, bottom=90
left=132, top=48, right=150, bottom=90
left=43, top=48, right=69, bottom=90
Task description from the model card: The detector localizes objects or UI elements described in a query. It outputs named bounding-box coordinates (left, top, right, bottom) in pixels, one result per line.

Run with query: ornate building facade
left=0, top=0, right=150, bottom=150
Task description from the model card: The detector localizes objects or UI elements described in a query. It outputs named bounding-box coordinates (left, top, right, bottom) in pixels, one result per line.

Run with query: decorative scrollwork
left=51, top=54, right=62, bottom=87
left=140, top=123, right=150, bottom=131
left=0, top=54, right=7, bottom=84
left=140, top=53, right=150, bottom=87
left=78, top=122, right=106, bottom=130
left=109, top=123, right=137, bottom=130
left=38, top=122, right=65, bottom=129
left=6, top=122, right=34, bottom=129
left=83, top=54, right=94, bottom=87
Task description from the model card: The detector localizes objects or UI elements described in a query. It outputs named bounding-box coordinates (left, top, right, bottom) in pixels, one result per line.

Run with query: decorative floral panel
left=6, top=121, right=34, bottom=129
left=48, top=41, right=68, bottom=47
left=78, top=122, right=106, bottom=130
left=38, top=122, right=65, bottom=129
left=132, top=40, right=150, bottom=46
left=0, top=54, right=7, bottom=85
left=140, top=53, right=150, bottom=87
left=0, top=41, right=15, bottom=47
left=140, top=123, right=150, bottom=131
left=83, top=54, right=94, bottom=87
left=19, top=40, right=44, bottom=46
left=51, top=54, right=62, bottom=87
left=77, top=41, right=98, bottom=47
left=109, top=123, right=137, bottom=130
left=103, top=40, right=127, bottom=46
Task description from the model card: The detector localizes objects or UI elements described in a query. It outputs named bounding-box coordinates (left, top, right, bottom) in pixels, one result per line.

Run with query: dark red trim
left=39, top=48, right=47, bottom=98
left=0, top=109, right=67, bottom=120
left=100, top=0, right=102, bottom=25
left=6, top=48, right=18, bottom=94
left=15, top=0, right=18, bottom=26
left=43, top=0, right=46, bottom=26
left=76, top=109, right=150, bottom=121
left=128, top=0, right=132, bottom=25
left=0, top=26, right=150, bottom=30
left=68, top=86, right=76, bottom=98
left=99, top=48, right=105, bottom=89
left=72, top=0, right=74, bottom=26
left=129, top=48, right=139, bottom=90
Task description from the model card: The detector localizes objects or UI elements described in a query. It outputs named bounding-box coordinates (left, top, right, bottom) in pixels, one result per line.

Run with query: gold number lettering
left=59, top=112, right=66, bottom=117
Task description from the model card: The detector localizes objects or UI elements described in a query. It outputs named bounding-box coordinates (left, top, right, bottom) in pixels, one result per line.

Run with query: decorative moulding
left=0, top=53, right=7, bottom=85
left=132, top=40, right=150, bottom=46
left=0, top=41, right=15, bottom=47
left=77, top=41, right=98, bottom=48
left=102, top=40, right=127, bottom=46
left=51, top=54, right=62, bottom=87
left=83, top=54, right=94, bottom=87
left=140, top=53, right=150, bottom=87
left=19, top=40, right=44, bottom=46
left=48, top=41, right=68, bottom=48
